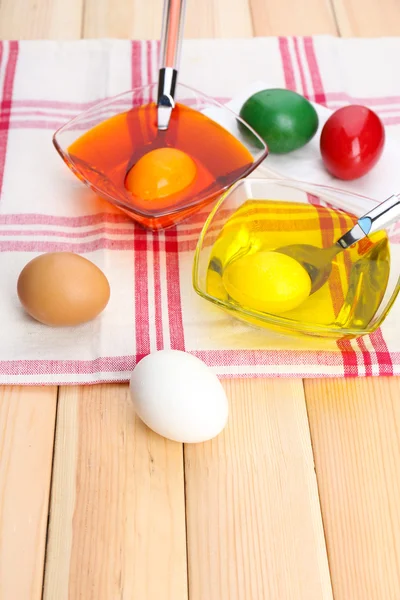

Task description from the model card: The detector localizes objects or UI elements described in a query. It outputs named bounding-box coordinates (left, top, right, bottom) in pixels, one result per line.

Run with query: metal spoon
left=276, top=193, right=400, bottom=294
left=157, top=0, right=187, bottom=130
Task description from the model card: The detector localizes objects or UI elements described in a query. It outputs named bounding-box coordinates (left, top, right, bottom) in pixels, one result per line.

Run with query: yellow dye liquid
left=206, top=199, right=390, bottom=334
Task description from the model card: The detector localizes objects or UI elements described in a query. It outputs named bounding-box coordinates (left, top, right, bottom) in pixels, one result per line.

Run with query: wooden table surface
left=1, top=1, right=400, bottom=599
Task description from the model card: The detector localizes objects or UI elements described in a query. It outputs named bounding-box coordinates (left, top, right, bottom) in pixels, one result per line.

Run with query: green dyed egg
left=239, top=89, right=319, bottom=154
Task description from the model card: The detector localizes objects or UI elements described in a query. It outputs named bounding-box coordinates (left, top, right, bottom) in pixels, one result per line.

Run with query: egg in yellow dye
left=222, top=250, right=312, bottom=315
left=125, top=147, right=197, bottom=201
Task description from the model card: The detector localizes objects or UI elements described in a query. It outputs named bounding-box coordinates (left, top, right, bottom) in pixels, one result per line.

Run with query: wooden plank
left=0, top=0, right=81, bottom=597
left=83, top=0, right=252, bottom=39
left=0, top=386, right=57, bottom=600
left=306, top=377, right=400, bottom=599
left=180, top=4, right=333, bottom=600
left=331, top=0, right=400, bottom=36
left=0, top=0, right=83, bottom=39
left=249, top=0, right=337, bottom=36
left=185, top=0, right=253, bottom=38
left=185, top=379, right=334, bottom=600
left=52, top=2, right=252, bottom=599
left=83, top=0, right=162, bottom=39
left=44, top=384, right=188, bottom=600
left=48, top=2, right=188, bottom=597
left=303, top=3, right=400, bottom=600
left=91, top=3, right=335, bottom=599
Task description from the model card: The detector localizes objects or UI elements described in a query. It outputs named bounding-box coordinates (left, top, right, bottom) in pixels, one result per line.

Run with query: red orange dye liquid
left=66, top=102, right=254, bottom=229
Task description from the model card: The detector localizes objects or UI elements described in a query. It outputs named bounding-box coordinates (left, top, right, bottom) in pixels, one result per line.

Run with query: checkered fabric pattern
left=0, top=36, right=400, bottom=384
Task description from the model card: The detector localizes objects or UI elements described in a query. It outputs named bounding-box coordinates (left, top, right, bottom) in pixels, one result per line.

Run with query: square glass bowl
left=52, top=83, right=268, bottom=230
left=193, top=178, right=400, bottom=340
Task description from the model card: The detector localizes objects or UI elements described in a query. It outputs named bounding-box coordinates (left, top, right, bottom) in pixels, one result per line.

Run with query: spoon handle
left=335, top=193, right=400, bottom=250
left=357, top=193, right=400, bottom=236
left=157, top=0, right=187, bottom=130
left=159, top=0, right=186, bottom=70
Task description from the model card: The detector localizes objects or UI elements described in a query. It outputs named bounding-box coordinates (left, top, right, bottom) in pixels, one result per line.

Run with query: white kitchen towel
left=1, top=36, right=400, bottom=384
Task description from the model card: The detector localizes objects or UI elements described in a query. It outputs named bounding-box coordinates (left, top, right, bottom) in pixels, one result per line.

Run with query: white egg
left=129, top=349, right=229, bottom=443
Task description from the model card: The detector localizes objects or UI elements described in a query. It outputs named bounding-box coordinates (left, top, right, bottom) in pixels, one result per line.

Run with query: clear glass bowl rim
left=52, top=82, right=270, bottom=220
left=192, top=177, right=400, bottom=338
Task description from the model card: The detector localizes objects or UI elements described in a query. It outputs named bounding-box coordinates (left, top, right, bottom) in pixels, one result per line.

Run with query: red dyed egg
left=320, top=105, right=385, bottom=180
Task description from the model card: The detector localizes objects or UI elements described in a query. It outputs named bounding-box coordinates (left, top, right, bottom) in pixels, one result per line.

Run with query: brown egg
left=17, top=252, right=110, bottom=326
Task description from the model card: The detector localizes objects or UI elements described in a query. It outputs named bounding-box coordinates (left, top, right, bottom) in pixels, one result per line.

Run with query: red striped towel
left=1, top=36, right=400, bottom=384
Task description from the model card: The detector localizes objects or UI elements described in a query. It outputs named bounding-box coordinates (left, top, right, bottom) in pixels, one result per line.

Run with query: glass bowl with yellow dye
left=192, top=178, right=400, bottom=340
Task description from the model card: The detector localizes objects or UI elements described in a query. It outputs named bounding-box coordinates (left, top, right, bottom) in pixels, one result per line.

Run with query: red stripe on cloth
left=147, top=40, right=153, bottom=84
left=336, top=204, right=364, bottom=380
left=131, top=40, right=142, bottom=89
left=0, top=226, right=139, bottom=238
left=155, top=40, right=161, bottom=68
left=307, top=193, right=321, bottom=206
left=0, top=212, right=131, bottom=226
left=315, top=205, right=344, bottom=316
left=293, top=37, right=309, bottom=98
left=0, top=350, right=344, bottom=375
left=0, top=44, right=3, bottom=103
left=336, top=339, right=360, bottom=376
left=0, top=41, right=19, bottom=201
left=134, top=225, right=151, bottom=360
left=165, top=228, right=185, bottom=350
left=1, top=109, right=76, bottom=119
left=0, top=349, right=399, bottom=378
left=146, top=44, right=164, bottom=352
left=315, top=206, right=359, bottom=375
left=327, top=104, right=400, bottom=115
left=334, top=199, right=392, bottom=376
left=336, top=210, right=367, bottom=375
left=324, top=92, right=400, bottom=106
left=132, top=39, right=179, bottom=354
left=13, top=98, right=110, bottom=110
left=0, top=238, right=135, bottom=253
left=0, top=120, right=66, bottom=130
left=0, top=202, right=320, bottom=227
left=368, top=328, right=393, bottom=375
left=0, top=222, right=204, bottom=240
left=7, top=94, right=230, bottom=113
left=329, top=228, right=359, bottom=376
left=4, top=91, right=400, bottom=115
left=278, top=37, right=296, bottom=91
left=303, top=37, right=327, bottom=106
left=0, top=214, right=342, bottom=250
left=338, top=214, right=368, bottom=375
left=0, top=236, right=199, bottom=253
left=342, top=246, right=353, bottom=282
left=390, top=233, right=400, bottom=244
left=191, top=349, right=346, bottom=368
left=142, top=40, right=153, bottom=131
left=153, top=233, right=164, bottom=351
left=131, top=41, right=151, bottom=360
left=303, top=37, right=359, bottom=376
left=380, top=116, right=400, bottom=126
left=0, top=356, right=137, bottom=376
left=356, top=337, right=373, bottom=376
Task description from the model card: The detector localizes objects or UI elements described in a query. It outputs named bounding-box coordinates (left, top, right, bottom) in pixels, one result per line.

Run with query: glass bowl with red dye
left=52, top=83, right=268, bottom=230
